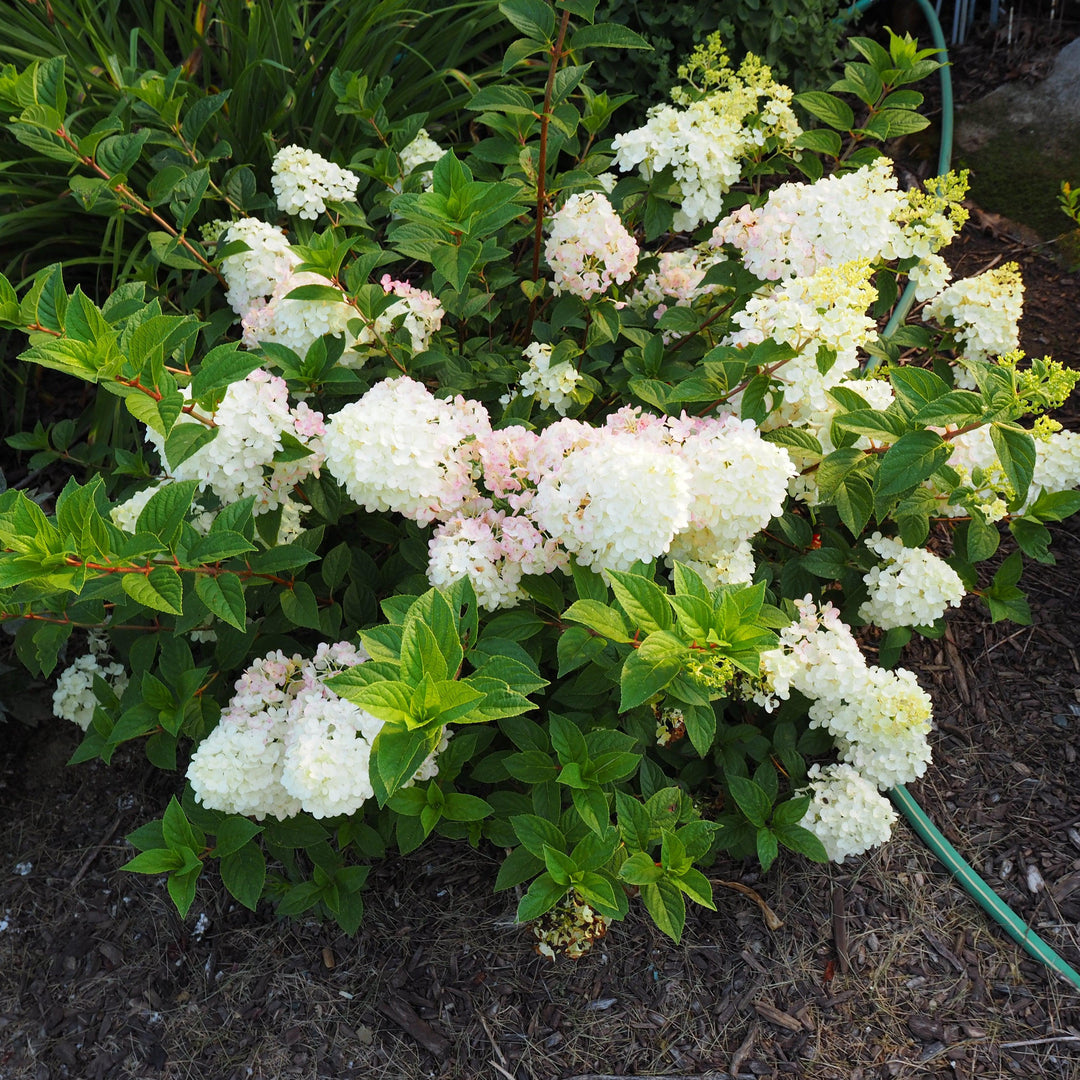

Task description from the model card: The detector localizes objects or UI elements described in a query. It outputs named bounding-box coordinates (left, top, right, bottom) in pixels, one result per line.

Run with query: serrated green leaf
left=121, top=565, right=183, bottom=615
left=194, top=572, right=246, bottom=629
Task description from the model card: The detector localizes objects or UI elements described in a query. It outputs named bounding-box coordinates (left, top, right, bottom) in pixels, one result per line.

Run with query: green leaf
left=194, top=573, right=247, bottom=629
left=619, top=633, right=684, bottom=710
left=136, top=479, right=200, bottom=546
left=619, top=851, right=663, bottom=885
left=284, top=283, right=345, bottom=303
left=511, top=814, right=567, bottom=860
left=442, top=792, right=493, bottom=822
left=774, top=823, right=828, bottom=862
left=501, top=36, right=547, bottom=74
left=495, top=846, right=544, bottom=891
left=682, top=703, right=717, bottom=758
left=875, top=431, right=951, bottom=499
left=640, top=878, right=686, bottom=943
left=431, top=239, right=482, bottom=293
left=561, top=599, right=631, bottom=642
left=673, top=867, right=716, bottom=910
left=549, top=714, right=588, bottom=765
left=571, top=785, right=609, bottom=835
left=163, top=424, right=217, bottom=470
left=498, top=0, right=555, bottom=41
left=214, top=817, right=263, bottom=859
left=890, top=366, right=950, bottom=414
left=756, top=828, right=780, bottom=872
left=96, top=129, right=150, bottom=177
left=543, top=844, right=576, bottom=886
left=990, top=423, right=1036, bottom=506
left=570, top=23, right=652, bottom=50
left=516, top=872, right=567, bottom=923
left=190, top=344, right=266, bottom=400
left=123, top=848, right=184, bottom=874
left=186, top=532, right=257, bottom=564
left=835, top=474, right=874, bottom=536
left=162, top=796, right=201, bottom=852
left=794, top=128, right=842, bottom=156
left=794, top=91, right=854, bottom=130
left=371, top=727, right=438, bottom=803
left=608, top=570, right=672, bottom=634
left=727, top=775, right=771, bottom=828
left=121, top=566, right=183, bottom=615
left=279, top=581, right=323, bottom=631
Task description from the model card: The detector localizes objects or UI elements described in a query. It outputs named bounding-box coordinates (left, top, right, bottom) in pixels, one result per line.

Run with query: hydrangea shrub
left=1, top=4, right=1079, bottom=955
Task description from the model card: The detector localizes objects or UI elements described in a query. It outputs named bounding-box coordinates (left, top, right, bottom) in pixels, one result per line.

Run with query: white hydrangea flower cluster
left=1029, top=428, right=1080, bottom=506
left=724, top=261, right=877, bottom=432
left=53, top=653, right=129, bottom=731
left=545, top=192, right=639, bottom=299
left=220, top=218, right=300, bottom=315
left=858, top=533, right=965, bottom=630
left=922, top=263, right=1024, bottom=360
left=398, top=128, right=444, bottom=190
left=784, top=377, right=897, bottom=504
left=712, top=159, right=965, bottom=283
left=323, top=376, right=491, bottom=526
left=940, top=424, right=1080, bottom=517
left=517, top=342, right=582, bottom=415
left=612, top=57, right=801, bottom=231
left=762, top=597, right=933, bottom=795
left=188, top=642, right=446, bottom=821
left=146, top=370, right=324, bottom=532
left=241, top=268, right=354, bottom=359
left=219, top=218, right=360, bottom=363
left=531, top=428, right=693, bottom=573
left=798, top=763, right=898, bottom=862
left=666, top=414, right=796, bottom=578
left=728, top=260, right=878, bottom=359
left=271, top=145, right=359, bottom=220
left=324, top=383, right=795, bottom=602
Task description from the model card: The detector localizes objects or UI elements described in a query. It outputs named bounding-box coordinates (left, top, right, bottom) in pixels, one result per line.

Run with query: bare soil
left=4, top=20, right=1080, bottom=1080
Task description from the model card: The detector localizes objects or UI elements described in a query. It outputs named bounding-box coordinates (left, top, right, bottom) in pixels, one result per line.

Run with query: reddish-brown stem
left=114, top=376, right=217, bottom=428
left=527, top=9, right=572, bottom=335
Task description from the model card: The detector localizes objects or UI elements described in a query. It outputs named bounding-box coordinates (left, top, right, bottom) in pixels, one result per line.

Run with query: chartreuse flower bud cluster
left=1, top=11, right=1078, bottom=949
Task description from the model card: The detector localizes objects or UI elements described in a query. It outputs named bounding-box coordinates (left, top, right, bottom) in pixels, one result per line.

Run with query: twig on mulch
left=713, top=878, right=784, bottom=930
left=68, top=812, right=123, bottom=888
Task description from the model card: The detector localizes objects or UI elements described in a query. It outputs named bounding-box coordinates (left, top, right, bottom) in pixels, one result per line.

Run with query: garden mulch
left=4, top=18, right=1080, bottom=1080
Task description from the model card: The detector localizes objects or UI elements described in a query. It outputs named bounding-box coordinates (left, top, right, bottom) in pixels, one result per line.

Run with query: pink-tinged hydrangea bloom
left=188, top=642, right=452, bottom=820
left=427, top=499, right=568, bottom=610
left=545, top=192, right=639, bottom=300
left=241, top=269, right=352, bottom=359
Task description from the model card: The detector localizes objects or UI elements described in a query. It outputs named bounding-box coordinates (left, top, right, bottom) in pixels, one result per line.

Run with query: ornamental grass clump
left=2, top=5, right=1079, bottom=955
